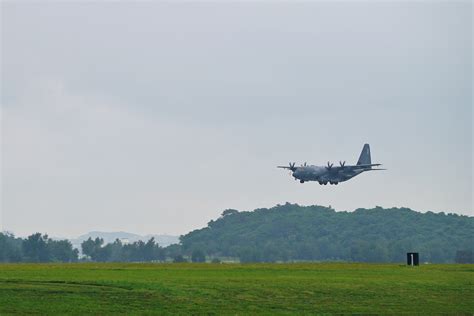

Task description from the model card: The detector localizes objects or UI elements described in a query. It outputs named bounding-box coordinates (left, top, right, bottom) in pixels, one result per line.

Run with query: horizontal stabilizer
left=354, top=163, right=382, bottom=168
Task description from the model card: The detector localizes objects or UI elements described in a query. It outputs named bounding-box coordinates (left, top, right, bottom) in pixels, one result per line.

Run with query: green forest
left=180, top=204, right=473, bottom=263
left=1, top=204, right=473, bottom=263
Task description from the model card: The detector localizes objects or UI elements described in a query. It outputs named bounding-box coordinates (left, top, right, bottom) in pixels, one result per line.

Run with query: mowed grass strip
left=0, top=263, right=472, bottom=314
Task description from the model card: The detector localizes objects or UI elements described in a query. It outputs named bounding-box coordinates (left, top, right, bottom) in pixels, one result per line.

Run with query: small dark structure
left=407, top=252, right=419, bottom=266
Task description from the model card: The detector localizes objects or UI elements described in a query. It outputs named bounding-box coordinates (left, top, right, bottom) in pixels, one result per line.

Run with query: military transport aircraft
left=278, top=144, right=385, bottom=185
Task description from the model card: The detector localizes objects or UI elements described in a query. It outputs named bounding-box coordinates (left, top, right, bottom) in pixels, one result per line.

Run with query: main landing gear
left=318, top=181, right=338, bottom=185
left=300, top=180, right=339, bottom=185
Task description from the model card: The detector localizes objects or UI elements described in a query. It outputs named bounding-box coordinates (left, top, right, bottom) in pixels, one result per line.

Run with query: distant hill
left=70, top=231, right=179, bottom=250
left=180, top=204, right=473, bottom=263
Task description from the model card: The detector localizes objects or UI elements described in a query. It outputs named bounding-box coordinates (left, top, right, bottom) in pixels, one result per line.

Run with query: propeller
left=289, top=162, right=297, bottom=172
left=339, top=161, right=346, bottom=167
left=326, top=161, right=333, bottom=170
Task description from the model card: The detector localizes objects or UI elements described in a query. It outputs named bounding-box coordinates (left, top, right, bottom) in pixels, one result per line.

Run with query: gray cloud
left=1, top=1, right=472, bottom=237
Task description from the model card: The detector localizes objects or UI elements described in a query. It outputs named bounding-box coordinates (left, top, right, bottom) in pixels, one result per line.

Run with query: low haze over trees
left=1, top=204, right=473, bottom=263
left=81, top=237, right=166, bottom=262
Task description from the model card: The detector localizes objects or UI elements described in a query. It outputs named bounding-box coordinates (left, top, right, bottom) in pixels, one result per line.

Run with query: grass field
left=0, top=263, right=472, bottom=314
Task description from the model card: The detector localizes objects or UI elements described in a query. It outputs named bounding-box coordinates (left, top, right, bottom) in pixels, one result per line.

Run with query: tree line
left=0, top=232, right=78, bottom=263
left=1, top=204, right=473, bottom=263
left=80, top=237, right=210, bottom=262
left=0, top=233, right=205, bottom=263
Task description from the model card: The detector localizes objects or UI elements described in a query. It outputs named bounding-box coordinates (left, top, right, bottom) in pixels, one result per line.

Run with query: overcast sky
left=1, top=1, right=472, bottom=238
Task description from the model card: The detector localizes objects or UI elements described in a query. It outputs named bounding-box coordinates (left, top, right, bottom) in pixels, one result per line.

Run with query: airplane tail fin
left=357, top=144, right=371, bottom=165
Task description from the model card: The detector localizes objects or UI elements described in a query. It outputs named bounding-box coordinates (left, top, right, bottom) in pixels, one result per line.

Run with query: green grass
left=0, top=263, right=472, bottom=314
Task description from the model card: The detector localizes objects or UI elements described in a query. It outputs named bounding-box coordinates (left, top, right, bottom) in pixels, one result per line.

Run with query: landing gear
left=300, top=180, right=305, bottom=183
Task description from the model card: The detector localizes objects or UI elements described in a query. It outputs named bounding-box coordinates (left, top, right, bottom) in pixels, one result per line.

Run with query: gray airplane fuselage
left=292, top=165, right=365, bottom=184
left=278, top=144, right=385, bottom=185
